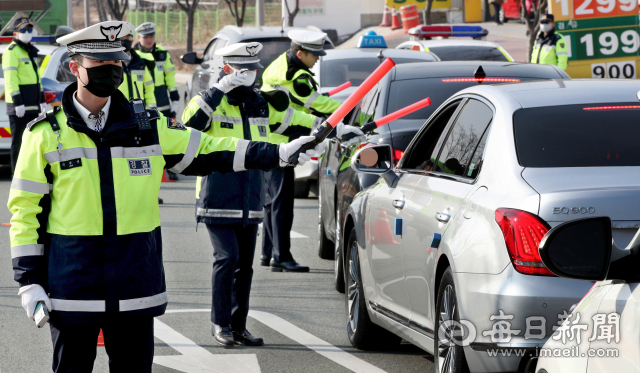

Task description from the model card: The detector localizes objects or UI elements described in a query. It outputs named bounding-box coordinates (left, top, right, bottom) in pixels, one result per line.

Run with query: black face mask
left=79, top=64, right=124, bottom=98
left=121, top=39, right=133, bottom=52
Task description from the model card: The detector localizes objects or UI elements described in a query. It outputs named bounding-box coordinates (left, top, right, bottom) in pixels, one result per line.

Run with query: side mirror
left=181, top=52, right=203, bottom=65
left=350, top=145, right=397, bottom=187
left=538, top=217, right=613, bottom=281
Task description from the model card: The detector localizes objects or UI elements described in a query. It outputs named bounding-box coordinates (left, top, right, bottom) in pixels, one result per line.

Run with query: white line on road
left=154, top=318, right=260, bottom=373
left=290, top=231, right=308, bottom=238
left=161, top=309, right=388, bottom=373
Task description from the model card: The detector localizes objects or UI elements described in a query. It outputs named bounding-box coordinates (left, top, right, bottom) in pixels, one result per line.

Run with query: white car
left=535, top=217, right=640, bottom=373
left=0, top=43, right=74, bottom=164
left=396, top=39, right=514, bottom=62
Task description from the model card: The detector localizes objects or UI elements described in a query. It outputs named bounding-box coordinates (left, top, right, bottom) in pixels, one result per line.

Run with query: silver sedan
left=340, top=80, right=640, bottom=373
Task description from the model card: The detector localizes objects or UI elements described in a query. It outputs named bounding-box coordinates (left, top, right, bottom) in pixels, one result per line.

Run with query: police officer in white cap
left=8, top=22, right=320, bottom=372
left=260, top=30, right=363, bottom=273
left=182, top=42, right=349, bottom=347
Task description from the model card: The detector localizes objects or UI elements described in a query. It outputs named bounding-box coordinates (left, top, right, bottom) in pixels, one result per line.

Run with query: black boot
left=260, top=255, right=271, bottom=267
left=212, top=324, right=234, bottom=347
left=270, top=259, right=309, bottom=272
left=232, top=329, right=264, bottom=346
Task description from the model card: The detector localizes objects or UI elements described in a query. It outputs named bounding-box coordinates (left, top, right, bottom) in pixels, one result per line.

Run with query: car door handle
left=392, top=200, right=405, bottom=209
left=435, top=212, right=451, bottom=223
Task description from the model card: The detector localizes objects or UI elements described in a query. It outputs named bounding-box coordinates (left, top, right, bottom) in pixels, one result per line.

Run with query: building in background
left=0, top=0, right=69, bottom=35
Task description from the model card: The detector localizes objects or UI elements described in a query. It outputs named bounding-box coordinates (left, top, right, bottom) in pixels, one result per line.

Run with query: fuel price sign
left=550, top=0, right=639, bottom=78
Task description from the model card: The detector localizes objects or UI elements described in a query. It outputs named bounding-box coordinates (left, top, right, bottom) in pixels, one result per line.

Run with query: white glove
left=15, top=104, right=26, bottom=118
left=211, top=70, right=249, bottom=93
left=18, top=284, right=52, bottom=320
left=40, top=103, right=47, bottom=113
left=279, top=135, right=322, bottom=167
left=336, top=121, right=365, bottom=146
left=171, top=100, right=180, bottom=114
left=312, top=138, right=329, bottom=157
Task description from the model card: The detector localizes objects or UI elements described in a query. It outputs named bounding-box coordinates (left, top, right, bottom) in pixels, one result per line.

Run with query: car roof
left=399, top=39, right=501, bottom=48
left=0, top=44, right=60, bottom=54
left=391, top=61, right=565, bottom=80
left=216, top=26, right=334, bottom=45
left=459, top=79, right=640, bottom=108
left=321, top=47, right=438, bottom=61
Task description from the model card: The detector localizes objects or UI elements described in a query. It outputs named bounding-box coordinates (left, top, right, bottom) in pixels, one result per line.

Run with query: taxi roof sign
left=357, top=31, right=387, bottom=48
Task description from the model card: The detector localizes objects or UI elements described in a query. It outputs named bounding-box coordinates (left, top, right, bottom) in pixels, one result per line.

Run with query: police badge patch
left=168, top=118, right=187, bottom=130
left=560, top=42, right=565, bottom=48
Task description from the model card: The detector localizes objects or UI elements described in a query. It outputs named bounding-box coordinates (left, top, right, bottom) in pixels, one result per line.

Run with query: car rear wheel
left=434, top=268, right=470, bottom=373
left=346, top=230, right=401, bottom=350
left=318, top=190, right=334, bottom=260
left=499, top=7, right=507, bottom=23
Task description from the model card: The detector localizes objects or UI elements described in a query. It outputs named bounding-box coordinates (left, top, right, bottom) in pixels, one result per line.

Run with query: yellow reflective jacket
left=119, top=49, right=157, bottom=108
left=7, top=83, right=279, bottom=321
left=262, top=52, right=340, bottom=143
left=134, top=43, right=179, bottom=114
left=1, top=39, right=44, bottom=114
left=531, top=31, right=568, bottom=70
left=182, top=87, right=321, bottom=224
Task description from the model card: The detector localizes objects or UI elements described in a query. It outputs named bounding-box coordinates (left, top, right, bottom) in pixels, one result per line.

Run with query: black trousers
left=207, top=223, right=258, bottom=331
left=9, top=112, right=39, bottom=173
left=50, top=315, right=154, bottom=373
left=261, top=167, right=295, bottom=263
left=492, top=2, right=503, bottom=24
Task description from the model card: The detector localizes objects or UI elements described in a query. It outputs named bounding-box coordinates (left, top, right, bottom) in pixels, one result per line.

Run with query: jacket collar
left=13, top=38, right=38, bottom=56
left=61, top=82, right=139, bottom=142
left=285, top=50, right=314, bottom=81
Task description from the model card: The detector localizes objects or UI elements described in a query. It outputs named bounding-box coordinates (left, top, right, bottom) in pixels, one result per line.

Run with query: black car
left=318, top=61, right=570, bottom=293
left=181, top=25, right=334, bottom=100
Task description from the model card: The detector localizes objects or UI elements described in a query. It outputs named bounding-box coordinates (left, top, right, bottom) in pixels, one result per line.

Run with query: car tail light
left=311, top=157, right=318, bottom=161
left=44, top=91, right=56, bottom=104
left=392, top=149, right=404, bottom=164
left=583, top=105, right=640, bottom=111
left=495, top=208, right=555, bottom=276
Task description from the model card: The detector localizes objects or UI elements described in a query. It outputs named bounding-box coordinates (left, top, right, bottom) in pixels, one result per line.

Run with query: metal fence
left=127, top=4, right=283, bottom=44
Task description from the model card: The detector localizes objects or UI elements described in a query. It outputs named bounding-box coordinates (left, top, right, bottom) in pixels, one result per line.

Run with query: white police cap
left=288, top=30, right=327, bottom=56
left=56, top=21, right=131, bottom=61
left=215, top=42, right=264, bottom=69
left=124, top=22, right=135, bottom=36
left=136, top=22, right=156, bottom=36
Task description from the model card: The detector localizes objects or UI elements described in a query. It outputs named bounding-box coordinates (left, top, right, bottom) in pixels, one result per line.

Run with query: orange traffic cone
left=97, top=329, right=105, bottom=346
left=391, top=6, right=402, bottom=30
left=161, top=170, right=176, bottom=182
left=379, top=4, right=392, bottom=27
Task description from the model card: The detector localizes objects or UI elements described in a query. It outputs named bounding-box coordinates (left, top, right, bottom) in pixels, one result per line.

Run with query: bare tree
left=424, top=0, right=435, bottom=25
left=283, top=0, right=300, bottom=26
left=105, top=0, right=128, bottom=21
left=176, top=0, right=201, bottom=52
left=526, top=0, right=548, bottom=61
left=223, top=0, right=248, bottom=26
left=95, top=0, right=108, bottom=22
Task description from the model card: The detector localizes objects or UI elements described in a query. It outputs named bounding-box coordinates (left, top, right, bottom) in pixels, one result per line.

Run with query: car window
left=514, top=103, right=640, bottom=167
left=320, top=57, right=430, bottom=87
left=427, top=46, right=509, bottom=62
left=401, top=101, right=462, bottom=170
left=204, top=38, right=227, bottom=61
left=56, top=55, right=76, bottom=83
left=434, top=99, right=493, bottom=178
left=348, top=82, right=381, bottom=128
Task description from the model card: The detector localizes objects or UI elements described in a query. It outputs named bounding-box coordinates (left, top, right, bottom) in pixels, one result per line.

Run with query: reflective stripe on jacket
left=182, top=87, right=320, bottom=224
left=119, top=49, right=157, bottom=108
left=262, top=52, right=340, bottom=143
left=531, top=31, right=568, bottom=70
left=2, top=39, right=44, bottom=114
left=7, top=83, right=279, bottom=322
left=134, top=43, right=179, bottom=111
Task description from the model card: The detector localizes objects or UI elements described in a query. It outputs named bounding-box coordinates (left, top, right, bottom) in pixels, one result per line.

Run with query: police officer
left=118, top=22, right=156, bottom=108
left=182, top=41, right=331, bottom=347
left=8, top=21, right=318, bottom=372
left=2, top=17, right=46, bottom=173
left=261, top=30, right=363, bottom=272
left=531, top=13, right=568, bottom=70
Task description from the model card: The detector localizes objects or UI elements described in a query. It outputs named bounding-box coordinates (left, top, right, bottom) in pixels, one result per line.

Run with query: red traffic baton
left=325, top=82, right=352, bottom=97
left=287, top=58, right=396, bottom=164
left=341, top=97, right=432, bottom=142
